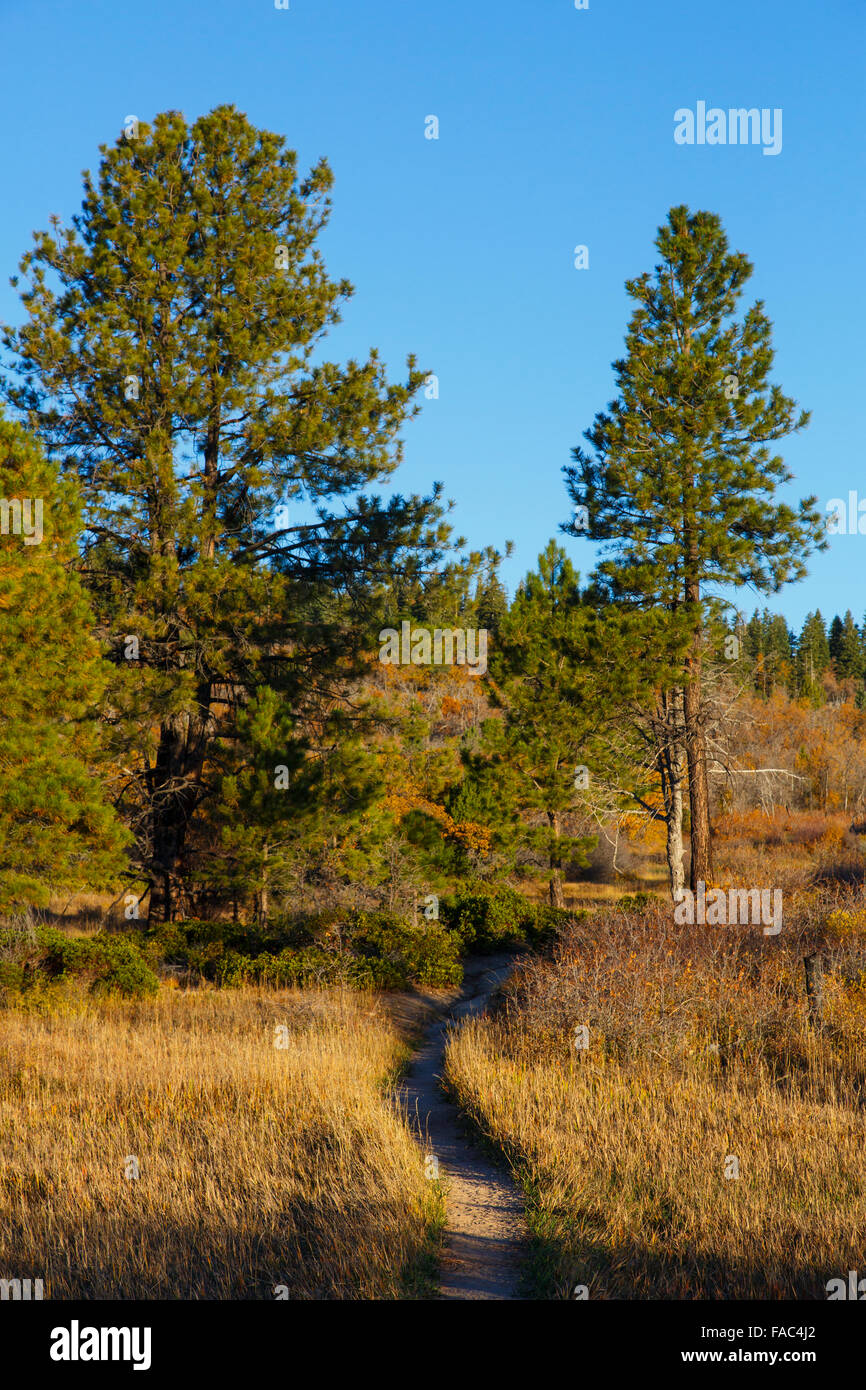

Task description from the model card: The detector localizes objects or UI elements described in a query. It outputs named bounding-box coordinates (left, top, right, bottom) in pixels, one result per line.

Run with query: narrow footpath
left=396, top=954, right=527, bottom=1300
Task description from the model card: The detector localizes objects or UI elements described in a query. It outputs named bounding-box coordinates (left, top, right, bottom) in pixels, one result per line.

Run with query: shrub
left=0, top=961, right=26, bottom=993
left=39, top=928, right=158, bottom=998
left=440, top=886, right=534, bottom=952
left=0, top=925, right=158, bottom=1000
left=151, top=909, right=464, bottom=991
left=528, top=904, right=581, bottom=943
left=348, top=911, right=463, bottom=988
left=614, top=891, right=656, bottom=912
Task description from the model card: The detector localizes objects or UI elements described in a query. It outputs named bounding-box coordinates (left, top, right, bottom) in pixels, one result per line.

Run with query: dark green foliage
left=733, top=605, right=866, bottom=703
left=0, top=415, right=130, bottom=911
left=439, top=885, right=580, bottom=952
left=740, top=608, right=794, bottom=697
left=440, top=886, right=532, bottom=952
left=0, top=926, right=158, bottom=999
left=565, top=206, right=823, bottom=603
left=614, top=892, right=656, bottom=911
left=474, top=572, right=509, bottom=634
left=2, top=105, right=446, bottom=918
left=828, top=611, right=862, bottom=682
left=474, top=542, right=648, bottom=905
left=137, top=910, right=463, bottom=989
left=122, top=887, right=573, bottom=989
left=795, top=611, right=831, bottom=702
left=531, top=904, right=582, bottom=941
left=342, top=911, right=463, bottom=988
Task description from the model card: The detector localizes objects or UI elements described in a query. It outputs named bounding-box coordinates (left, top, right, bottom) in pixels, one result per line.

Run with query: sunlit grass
left=445, top=852, right=866, bottom=1300
left=0, top=988, right=440, bottom=1299
left=446, top=1019, right=866, bottom=1298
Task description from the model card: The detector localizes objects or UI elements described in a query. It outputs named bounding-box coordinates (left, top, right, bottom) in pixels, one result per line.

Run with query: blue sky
left=1, top=0, right=863, bottom=631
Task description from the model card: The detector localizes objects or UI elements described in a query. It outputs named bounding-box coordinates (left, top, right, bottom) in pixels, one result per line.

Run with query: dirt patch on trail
left=394, top=954, right=528, bottom=1300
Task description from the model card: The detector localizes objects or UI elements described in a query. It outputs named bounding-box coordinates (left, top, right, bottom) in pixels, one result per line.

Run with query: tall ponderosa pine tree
left=0, top=414, right=129, bottom=911
left=3, top=106, right=447, bottom=918
left=565, top=206, right=824, bottom=889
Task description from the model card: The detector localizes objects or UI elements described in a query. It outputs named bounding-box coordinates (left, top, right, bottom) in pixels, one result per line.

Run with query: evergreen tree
left=828, top=615, right=843, bottom=658
left=0, top=414, right=129, bottom=911
left=564, top=206, right=824, bottom=889
left=743, top=608, right=793, bottom=697
left=766, top=613, right=794, bottom=692
left=796, top=610, right=830, bottom=701
left=479, top=541, right=644, bottom=907
left=829, top=610, right=862, bottom=681
left=474, top=571, right=509, bottom=635
left=2, top=106, right=446, bottom=918
left=744, top=610, right=764, bottom=659
left=198, top=685, right=382, bottom=922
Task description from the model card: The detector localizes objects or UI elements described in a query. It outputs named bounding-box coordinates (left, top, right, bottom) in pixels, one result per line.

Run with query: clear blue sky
left=1, top=0, right=863, bottom=632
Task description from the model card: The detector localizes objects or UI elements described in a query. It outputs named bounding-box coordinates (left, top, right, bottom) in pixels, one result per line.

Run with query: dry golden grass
left=444, top=884, right=866, bottom=1300
left=714, top=808, right=862, bottom=894
left=519, top=878, right=667, bottom=911
left=0, top=987, right=440, bottom=1299
left=446, top=1023, right=866, bottom=1298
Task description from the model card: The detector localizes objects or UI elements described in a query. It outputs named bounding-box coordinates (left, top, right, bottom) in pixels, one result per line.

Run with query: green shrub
left=0, top=960, right=26, bottom=993
left=39, top=927, right=158, bottom=997
left=615, top=892, right=656, bottom=912
left=439, top=886, right=532, bottom=952
left=0, top=890, right=588, bottom=1005
left=0, top=925, right=158, bottom=1000
left=156, top=909, right=464, bottom=991
left=143, top=918, right=237, bottom=962
left=97, top=935, right=160, bottom=997
left=348, top=911, right=463, bottom=988
left=528, top=904, right=581, bottom=943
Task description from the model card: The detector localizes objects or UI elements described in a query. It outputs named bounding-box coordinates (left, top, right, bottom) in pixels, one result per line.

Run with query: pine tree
left=743, top=608, right=793, bottom=697
left=474, top=571, right=509, bottom=635
left=480, top=541, right=644, bottom=907
left=766, top=613, right=794, bottom=693
left=0, top=413, right=129, bottom=911
left=796, top=611, right=830, bottom=701
left=828, top=615, right=844, bottom=667
left=2, top=106, right=445, bottom=918
left=829, top=610, right=862, bottom=682
left=564, top=206, right=824, bottom=889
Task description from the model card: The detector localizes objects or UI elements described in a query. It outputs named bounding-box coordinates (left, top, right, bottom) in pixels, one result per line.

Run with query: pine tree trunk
left=656, top=688, right=686, bottom=901
left=549, top=872, right=565, bottom=910
left=683, top=666, right=713, bottom=889
left=260, top=844, right=270, bottom=926
left=150, top=684, right=215, bottom=919
left=661, top=742, right=685, bottom=901
left=548, top=810, right=566, bottom=909
left=683, top=531, right=713, bottom=890
left=152, top=720, right=191, bottom=923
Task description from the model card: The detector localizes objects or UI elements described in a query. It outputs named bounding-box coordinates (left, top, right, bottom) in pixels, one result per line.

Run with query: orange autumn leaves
left=383, top=788, right=491, bottom=853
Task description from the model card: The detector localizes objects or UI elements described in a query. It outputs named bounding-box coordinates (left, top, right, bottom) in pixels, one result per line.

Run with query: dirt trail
left=395, top=953, right=527, bottom=1300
